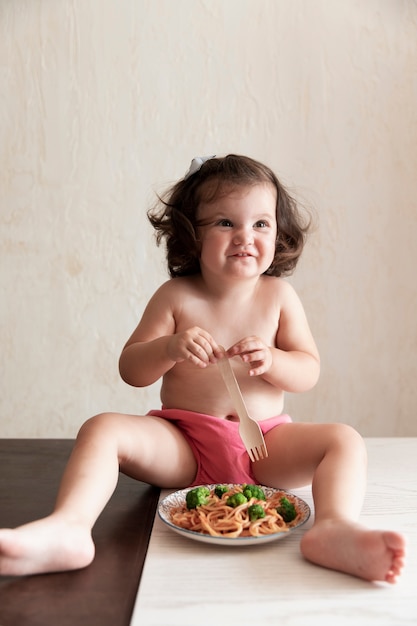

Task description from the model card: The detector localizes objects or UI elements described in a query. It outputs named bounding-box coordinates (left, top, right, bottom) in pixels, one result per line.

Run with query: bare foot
left=300, top=519, right=406, bottom=583
left=0, top=515, right=95, bottom=577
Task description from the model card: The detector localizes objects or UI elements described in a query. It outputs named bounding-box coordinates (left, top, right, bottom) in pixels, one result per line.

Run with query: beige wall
left=1, top=0, right=416, bottom=437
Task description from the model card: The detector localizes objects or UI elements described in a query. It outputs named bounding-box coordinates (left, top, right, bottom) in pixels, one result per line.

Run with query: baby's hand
left=227, top=337, right=273, bottom=376
left=167, top=326, right=222, bottom=368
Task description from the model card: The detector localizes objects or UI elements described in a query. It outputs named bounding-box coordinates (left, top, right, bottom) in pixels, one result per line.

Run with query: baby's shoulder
left=260, top=276, right=303, bottom=311
left=260, top=275, right=295, bottom=297
left=152, top=276, right=200, bottom=301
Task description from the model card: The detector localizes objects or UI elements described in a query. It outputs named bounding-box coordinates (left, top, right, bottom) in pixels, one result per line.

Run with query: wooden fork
left=217, top=349, right=268, bottom=462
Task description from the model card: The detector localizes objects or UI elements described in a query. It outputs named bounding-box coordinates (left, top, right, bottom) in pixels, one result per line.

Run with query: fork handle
left=217, top=350, right=250, bottom=422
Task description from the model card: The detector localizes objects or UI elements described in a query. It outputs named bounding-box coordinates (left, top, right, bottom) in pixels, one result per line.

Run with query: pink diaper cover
left=147, top=408, right=291, bottom=487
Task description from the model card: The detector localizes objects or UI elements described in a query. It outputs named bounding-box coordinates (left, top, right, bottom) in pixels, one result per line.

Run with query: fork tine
left=255, top=447, right=263, bottom=461
left=258, top=444, right=268, bottom=459
left=247, top=448, right=256, bottom=462
left=250, top=445, right=268, bottom=462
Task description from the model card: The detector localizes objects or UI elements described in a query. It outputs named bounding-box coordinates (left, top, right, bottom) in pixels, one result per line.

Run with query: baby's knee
left=77, top=412, right=119, bottom=439
left=330, top=423, right=367, bottom=458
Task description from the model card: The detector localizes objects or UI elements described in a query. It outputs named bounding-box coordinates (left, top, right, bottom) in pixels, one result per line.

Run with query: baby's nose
left=233, top=226, right=254, bottom=245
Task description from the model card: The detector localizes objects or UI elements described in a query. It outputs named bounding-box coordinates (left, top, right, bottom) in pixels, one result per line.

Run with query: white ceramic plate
left=158, top=484, right=311, bottom=546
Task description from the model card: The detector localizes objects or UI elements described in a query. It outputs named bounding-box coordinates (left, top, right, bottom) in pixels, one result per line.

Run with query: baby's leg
left=0, top=413, right=197, bottom=576
left=253, top=422, right=406, bottom=583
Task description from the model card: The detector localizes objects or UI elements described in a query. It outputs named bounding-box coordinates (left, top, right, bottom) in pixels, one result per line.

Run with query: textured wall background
left=1, top=0, right=416, bottom=437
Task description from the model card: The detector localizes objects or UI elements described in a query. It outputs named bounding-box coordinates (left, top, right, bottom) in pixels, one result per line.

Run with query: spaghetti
left=170, top=484, right=302, bottom=538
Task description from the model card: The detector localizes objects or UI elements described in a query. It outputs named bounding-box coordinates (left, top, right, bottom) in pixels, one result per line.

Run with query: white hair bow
left=184, top=155, right=215, bottom=179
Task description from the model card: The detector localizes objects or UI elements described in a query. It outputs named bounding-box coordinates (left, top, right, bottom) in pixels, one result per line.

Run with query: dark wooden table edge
left=0, top=438, right=160, bottom=626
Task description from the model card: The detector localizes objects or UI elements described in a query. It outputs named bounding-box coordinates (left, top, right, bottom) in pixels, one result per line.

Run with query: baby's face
left=196, top=183, right=277, bottom=282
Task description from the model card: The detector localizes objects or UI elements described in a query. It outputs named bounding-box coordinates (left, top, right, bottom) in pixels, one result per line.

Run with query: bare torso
left=158, top=275, right=286, bottom=420
left=160, top=360, right=284, bottom=421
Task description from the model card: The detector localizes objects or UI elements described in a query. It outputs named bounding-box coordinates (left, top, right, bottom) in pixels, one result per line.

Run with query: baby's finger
left=248, top=362, right=267, bottom=376
left=197, top=335, right=223, bottom=363
left=209, top=342, right=224, bottom=362
left=242, top=349, right=265, bottom=365
left=227, top=337, right=261, bottom=358
left=192, top=334, right=220, bottom=365
left=226, top=341, right=248, bottom=358
left=190, top=342, right=211, bottom=364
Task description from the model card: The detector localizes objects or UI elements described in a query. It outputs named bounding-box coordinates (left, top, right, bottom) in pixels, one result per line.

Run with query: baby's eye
left=217, top=219, right=233, bottom=227
left=255, top=220, right=269, bottom=228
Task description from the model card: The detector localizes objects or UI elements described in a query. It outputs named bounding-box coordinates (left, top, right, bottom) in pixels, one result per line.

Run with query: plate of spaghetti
left=158, top=483, right=311, bottom=546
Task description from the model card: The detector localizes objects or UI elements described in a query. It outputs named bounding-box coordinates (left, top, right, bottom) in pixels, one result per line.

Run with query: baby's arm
left=119, top=281, right=221, bottom=387
left=227, top=282, right=320, bottom=393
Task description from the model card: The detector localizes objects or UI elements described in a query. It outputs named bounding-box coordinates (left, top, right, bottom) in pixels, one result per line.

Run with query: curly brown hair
left=148, top=154, right=311, bottom=278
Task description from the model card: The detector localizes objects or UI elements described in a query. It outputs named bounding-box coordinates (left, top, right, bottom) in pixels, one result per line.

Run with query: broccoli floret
left=226, top=492, right=248, bottom=508
left=186, top=486, right=210, bottom=510
left=276, top=496, right=297, bottom=522
left=248, top=504, right=266, bottom=521
left=214, top=485, right=229, bottom=498
left=242, top=484, right=266, bottom=501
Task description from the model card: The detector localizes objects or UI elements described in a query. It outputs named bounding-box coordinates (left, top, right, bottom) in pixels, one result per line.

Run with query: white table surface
left=131, top=438, right=417, bottom=626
